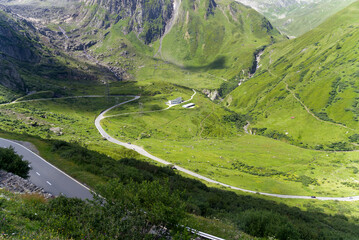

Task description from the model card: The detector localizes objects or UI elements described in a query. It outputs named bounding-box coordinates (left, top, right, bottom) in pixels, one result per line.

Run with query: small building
left=168, top=97, right=183, bottom=105
left=183, top=103, right=195, bottom=108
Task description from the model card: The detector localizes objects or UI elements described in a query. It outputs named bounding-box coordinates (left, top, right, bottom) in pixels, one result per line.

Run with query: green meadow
left=226, top=1, right=359, bottom=151
left=99, top=86, right=359, bottom=197
left=4, top=84, right=359, bottom=197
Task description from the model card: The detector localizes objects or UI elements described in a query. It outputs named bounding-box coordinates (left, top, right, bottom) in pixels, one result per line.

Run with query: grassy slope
left=161, top=0, right=282, bottom=80
left=1, top=133, right=359, bottom=240
left=2, top=1, right=359, bottom=238
left=272, top=0, right=357, bottom=37
left=226, top=1, right=359, bottom=149
left=0, top=9, right=117, bottom=103
left=2, top=80, right=359, bottom=197
left=0, top=131, right=256, bottom=240
left=82, top=0, right=283, bottom=90
left=242, top=0, right=357, bottom=37
left=97, top=85, right=359, bottom=197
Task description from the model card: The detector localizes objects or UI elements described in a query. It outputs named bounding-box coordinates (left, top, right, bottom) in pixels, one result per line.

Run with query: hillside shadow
left=150, top=55, right=227, bottom=73
left=184, top=56, right=227, bottom=72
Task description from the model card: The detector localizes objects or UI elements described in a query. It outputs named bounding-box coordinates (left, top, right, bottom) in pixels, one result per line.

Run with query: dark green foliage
left=296, top=175, right=319, bottom=187
left=140, top=0, right=172, bottom=43
left=313, top=111, right=336, bottom=123
left=150, top=104, right=163, bottom=111
left=348, top=134, right=359, bottom=143
left=51, top=140, right=153, bottom=182
left=170, top=174, right=358, bottom=240
left=326, top=77, right=342, bottom=107
left=218, top=80, right=239, bottom=97
left=263, top=129, right=293, bottom=142
left=0, top=146, right=30, bottom=178
left=239, top=210, right=300, bottom=240
left=232, top=161, right=289, bottom=177
left=223, top=112, right=250, bottom=130
left=98, top=179, right=186, bottom=229
left=45, top=140, right=359, bottom=240
left=231, top=161, right=319, bottom=186
left=251, top=127, right=267, bottom=135
left=11, top=180, right=187, bottom=240
left=342, top=181, right=359, bottom=190
left=327, top=141, right=352, bottom=151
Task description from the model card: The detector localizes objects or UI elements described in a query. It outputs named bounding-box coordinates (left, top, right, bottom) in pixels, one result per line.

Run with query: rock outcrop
left=0, top=170, right=53, bottom=198
left=79, top=0, right=174, bottom=43
left=202, top=89, right=220, bottom=101
left=0, top=9, right=41, bottom=91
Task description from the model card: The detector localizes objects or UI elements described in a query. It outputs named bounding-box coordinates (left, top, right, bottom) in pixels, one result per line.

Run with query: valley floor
left=2, top=86, right=359, bottom=200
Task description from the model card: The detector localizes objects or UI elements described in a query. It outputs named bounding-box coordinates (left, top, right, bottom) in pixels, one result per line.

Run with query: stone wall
left=0, top=170, right=52, bottom=198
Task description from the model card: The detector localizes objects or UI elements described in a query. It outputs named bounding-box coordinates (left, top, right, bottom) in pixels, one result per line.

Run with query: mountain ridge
left=235, top=0, right=357, bottom=37
left=226, top=0, right=359, bottom=149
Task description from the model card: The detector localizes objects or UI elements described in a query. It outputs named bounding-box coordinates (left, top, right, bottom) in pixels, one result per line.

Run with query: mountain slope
left=160, top=0, right=283, bottom=78
left=226, top=0, right=359, bottom=149
left=0, top=6, right=121, bottom=102
left=79, top=0, right=173, bottom=44
left=236, top=0, right=357, bottom=37
left=0, top=9, right=42, bottom=100
left=73, top=0, right=284, bottom=90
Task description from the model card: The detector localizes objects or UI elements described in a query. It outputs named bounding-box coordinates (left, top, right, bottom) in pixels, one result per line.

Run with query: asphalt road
left=0, top=138, right=93, bottom=200
left=95, top=94, right=359, bottom=202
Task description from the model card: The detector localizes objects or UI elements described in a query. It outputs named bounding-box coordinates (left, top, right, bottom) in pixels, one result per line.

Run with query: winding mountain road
left=94, top=93, right=359, bottom=202
left=1, top=92, right=359, bottom=201
left=0, top=138, right=93, bottom=200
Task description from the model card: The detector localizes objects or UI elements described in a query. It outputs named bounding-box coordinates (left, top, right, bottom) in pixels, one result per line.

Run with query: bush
left=218, top=80, right=240, bottom=97
left=348, top=134, right=359, bottom=143
left=42, top=180, right=187, bottom=239
left=46, top=140, right=359, bottom=239
left=239, top=210, right=300, bottom=240
left=327, top=141, right=352, bottom=151
left=0, top=146, right=30, bottom=178
left=223, top=112, right=250, bottom=130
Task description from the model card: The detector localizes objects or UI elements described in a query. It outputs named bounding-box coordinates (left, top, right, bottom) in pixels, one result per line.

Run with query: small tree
left=97, top=179, right=187, bottom=236
left=0, top=146, right=31, bottom=178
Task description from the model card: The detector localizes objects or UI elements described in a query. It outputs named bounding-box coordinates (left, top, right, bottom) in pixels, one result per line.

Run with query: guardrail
left=186, top=227, right=226, bottom=240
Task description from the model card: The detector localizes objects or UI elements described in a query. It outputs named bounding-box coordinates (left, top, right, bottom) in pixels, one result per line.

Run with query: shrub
left=0, top=146, right=30, bottom=178
left=348, top=134, right=359, bottom=143
left=223, top=112, right=250, bottom=130
left=327, top=141, right=352, bottom=151
left=239, top=209, right=300, bottom=240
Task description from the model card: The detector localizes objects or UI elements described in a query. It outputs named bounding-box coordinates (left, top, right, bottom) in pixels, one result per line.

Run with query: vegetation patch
left=0, top=147, right=30, bottom=178
left=232, top=161, right=319, bottom=186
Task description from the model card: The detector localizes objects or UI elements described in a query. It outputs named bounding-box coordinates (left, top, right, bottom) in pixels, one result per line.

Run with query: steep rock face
left=0, top=11, right=41, bottom=91
left=79, top=0, right=173, bottom=43
left=0, top=13, right=38, bottom=63
left=0, top=63, right=25, bottom=90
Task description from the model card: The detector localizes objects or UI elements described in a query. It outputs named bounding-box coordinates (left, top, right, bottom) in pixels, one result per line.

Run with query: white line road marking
left=46, top=181, right=52, bottom=186
left=0, top=138, right=92, bottom=193
left=36, top=172, right=40, bottom=176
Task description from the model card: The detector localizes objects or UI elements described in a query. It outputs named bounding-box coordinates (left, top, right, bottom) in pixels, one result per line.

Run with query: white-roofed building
left=168, top=97, right=183, bottom=105
left=182, top=103, right=195, bottom=108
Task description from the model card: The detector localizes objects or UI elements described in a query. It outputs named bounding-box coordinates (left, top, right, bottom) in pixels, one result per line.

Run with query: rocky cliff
left=0, top=10, right=40, bottom=91
left=79, top=0, right=173, bottom=43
